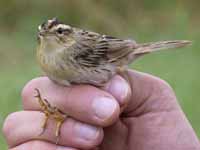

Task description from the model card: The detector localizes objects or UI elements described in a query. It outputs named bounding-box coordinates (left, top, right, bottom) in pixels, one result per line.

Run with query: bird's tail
left=133, top=40, right=191, bottom=55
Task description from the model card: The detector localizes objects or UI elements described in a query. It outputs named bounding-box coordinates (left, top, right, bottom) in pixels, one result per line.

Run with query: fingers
left=22, top=77, right=120, bottom=126
left=3, top=111, right=103, bottom=150
left=103, top=75, right=131, bottom=111
left=117, top=70, right=200, bottom=149
left=10, top=140, right=78, bottom=150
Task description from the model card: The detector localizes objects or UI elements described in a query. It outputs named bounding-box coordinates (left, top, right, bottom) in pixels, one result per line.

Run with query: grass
left=0, top=20, right=200, bottom=149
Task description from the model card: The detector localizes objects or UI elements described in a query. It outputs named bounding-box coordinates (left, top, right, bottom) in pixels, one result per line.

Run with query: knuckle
left=21, top=78, right=38, bottom=102
left=150, top=76, right=175, bottom=99
left=21, top=83, right=31, bottom=103
left=21, top=77, right=48, bottom=104
left=155, top=78, right=173, bottom=92
left=2, top=112, right=20, bottom=138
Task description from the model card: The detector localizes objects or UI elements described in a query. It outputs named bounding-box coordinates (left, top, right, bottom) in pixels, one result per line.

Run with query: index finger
left=22, top=77, right=120, bottom=126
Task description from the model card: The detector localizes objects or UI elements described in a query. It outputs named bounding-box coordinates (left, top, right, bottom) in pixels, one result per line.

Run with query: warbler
left=35, top=18, right=191, bottom=143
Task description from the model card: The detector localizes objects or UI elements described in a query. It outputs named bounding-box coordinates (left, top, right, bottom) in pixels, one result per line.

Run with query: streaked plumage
left=37, top=18, right=191, bottom=86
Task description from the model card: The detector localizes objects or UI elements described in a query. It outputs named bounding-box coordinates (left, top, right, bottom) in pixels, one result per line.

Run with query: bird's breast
left=37, top=49, right=115, bottom=86
left=37, top=50, right=75, bottom=81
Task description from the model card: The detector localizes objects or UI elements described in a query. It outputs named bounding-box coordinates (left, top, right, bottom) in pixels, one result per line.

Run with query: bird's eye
left=57, top=28, right=64, bottom=34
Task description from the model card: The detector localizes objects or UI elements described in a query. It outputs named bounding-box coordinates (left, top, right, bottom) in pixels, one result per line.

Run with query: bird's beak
left=37, top=30, right=46, bottom=43
left=38, top=25, right=47, bottom=37
left=38, top=31, right=46, bottom=36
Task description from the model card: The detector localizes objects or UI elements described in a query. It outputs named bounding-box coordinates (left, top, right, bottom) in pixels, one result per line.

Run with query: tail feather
left=133, top=40, right=191, bottom=55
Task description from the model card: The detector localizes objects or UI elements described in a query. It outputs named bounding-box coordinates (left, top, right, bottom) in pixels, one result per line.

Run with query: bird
left=35, top=17, right=191, bottom=143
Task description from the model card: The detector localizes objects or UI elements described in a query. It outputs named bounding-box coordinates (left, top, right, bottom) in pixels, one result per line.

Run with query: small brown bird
left=35, top=18, right=191, bottom=143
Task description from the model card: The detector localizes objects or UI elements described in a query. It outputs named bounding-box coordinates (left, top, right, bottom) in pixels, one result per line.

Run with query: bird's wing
left=72, top=29, right=137, bottom=67
left=96, top=35, right=137, bottom=64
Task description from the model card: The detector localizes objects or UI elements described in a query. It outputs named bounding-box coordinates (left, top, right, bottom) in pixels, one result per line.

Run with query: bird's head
left=37, top=18, right=75, bottom=51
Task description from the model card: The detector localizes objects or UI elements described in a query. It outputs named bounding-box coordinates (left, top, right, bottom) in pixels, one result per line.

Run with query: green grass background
left=0, top=0, right=200, bottom=149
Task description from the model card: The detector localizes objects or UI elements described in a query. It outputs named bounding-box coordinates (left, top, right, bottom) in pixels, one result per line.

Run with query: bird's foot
left=34, top=88, right=67, bottom=144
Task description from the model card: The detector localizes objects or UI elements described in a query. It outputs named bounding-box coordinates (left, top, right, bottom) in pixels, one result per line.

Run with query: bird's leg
left=40, top=113, right=49, bottom=135
left=52, top=107, right=67, bottom=144
left=34, top=88, right=51, bottom=135
left=34, top=88, right=67, bottom=144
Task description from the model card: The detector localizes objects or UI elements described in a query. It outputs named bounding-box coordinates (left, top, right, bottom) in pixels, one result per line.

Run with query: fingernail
left=56, top=146, right=64, bottom=150
left=92, top=97, right=117, bottom=120
left=75, top=122, right=100, bottom=140
left=107, top=77, right=130, bottom=105
left=56, top=146, right=71, bottom=150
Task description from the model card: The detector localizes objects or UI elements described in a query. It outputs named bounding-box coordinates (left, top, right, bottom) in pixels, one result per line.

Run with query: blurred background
left=0, top=0, right=200, bottom=148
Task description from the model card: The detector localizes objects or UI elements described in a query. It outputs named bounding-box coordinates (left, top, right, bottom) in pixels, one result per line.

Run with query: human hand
left=3, top=70, right=200, bottom=150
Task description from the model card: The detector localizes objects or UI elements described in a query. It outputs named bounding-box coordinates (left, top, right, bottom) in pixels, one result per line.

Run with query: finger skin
left=123, top=70, right=179, bottom=115
left=103, top=75, right=131, bottom=111
left=3, top=111, right=103, bottom=149
left=22, top=77, right=120, bottom=127
left=9, top=140, right=78, bottom=150
left=100, top=70, right=200, bottom=150
left=4, top=70, right=200, bottom=150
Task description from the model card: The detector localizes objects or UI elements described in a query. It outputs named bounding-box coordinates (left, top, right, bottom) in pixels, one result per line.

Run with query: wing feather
left=72, top=29, right=137, bottom=67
